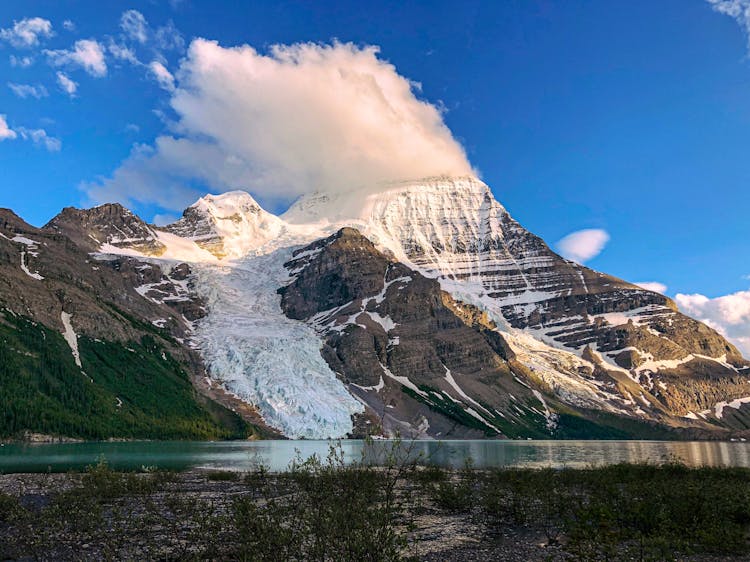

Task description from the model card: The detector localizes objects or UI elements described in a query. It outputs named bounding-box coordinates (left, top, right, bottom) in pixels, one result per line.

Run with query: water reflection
left=1, top=440, right=749, bottom=473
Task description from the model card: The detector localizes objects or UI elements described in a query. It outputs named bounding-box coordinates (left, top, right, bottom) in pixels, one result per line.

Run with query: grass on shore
left=1, top=445, right=749, bottom=561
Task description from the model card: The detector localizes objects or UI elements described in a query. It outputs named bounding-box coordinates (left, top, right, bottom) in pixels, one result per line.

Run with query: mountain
left=0, top=206, right=275, bottom=441
left=46, top=203, right=166, bottom=255
left=164, top=191, right=284, bottom=259
left=1, top=176, right=748, bottom=440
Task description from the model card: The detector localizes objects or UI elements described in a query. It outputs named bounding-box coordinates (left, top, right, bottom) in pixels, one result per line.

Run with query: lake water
left=1, top=440, right=749, bottom=473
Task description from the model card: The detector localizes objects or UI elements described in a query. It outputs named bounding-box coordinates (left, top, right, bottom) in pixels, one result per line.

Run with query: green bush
left=231, top=443, right=415, bottom=561
left=205, top=470, right=240, bottom=482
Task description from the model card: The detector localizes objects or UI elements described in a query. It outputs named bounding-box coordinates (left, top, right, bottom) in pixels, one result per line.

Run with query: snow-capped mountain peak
left=191, top=190, right=263, bottom=216
left=282, top=175, right=494, bottom=225
left=164, top=190, right=284, bottom=259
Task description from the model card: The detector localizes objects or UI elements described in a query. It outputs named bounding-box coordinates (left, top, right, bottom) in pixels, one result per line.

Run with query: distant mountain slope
left=281, top=177, right=750, bottom=434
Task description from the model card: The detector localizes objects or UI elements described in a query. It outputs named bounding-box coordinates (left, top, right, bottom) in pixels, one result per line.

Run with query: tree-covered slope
left=0, top=311, right=247, bottom=440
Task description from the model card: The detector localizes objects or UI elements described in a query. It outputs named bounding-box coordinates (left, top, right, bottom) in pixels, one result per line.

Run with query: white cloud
left=56, top=72, right=78, bottom=96
left=556, top=229, right=610, bottom=263
left=635, top=281, right=668, bottom=294
left=9, top=55, right=34, bottom=68
left=0, top=116, right=59, bottom=150
left=45, top=39, right=107, bottom=77
left=152, top=212, right=179, bottom=226
left=62, top=20, right=75, bottom=32
left=84, top=39, right=474, bottom=210
left=16, top=127, right=62, bottom=151
left=148, top=60, right=175, bottom=91
left=708, top=1, right=750, bottom=53
left=0, top=17, right=53, bottom=48
left=108, top=41, right=140, bottom=65
left=155, top=21, right=184, bottom=51
left=8, top=83, right=48, bottom=99
left=0, top=115, right=17, bottom=141
left=120, top=10, right=148, bottom=44
left=676, top=289, right=750, bottom=358
left=125, top=123, right=140, bottom=133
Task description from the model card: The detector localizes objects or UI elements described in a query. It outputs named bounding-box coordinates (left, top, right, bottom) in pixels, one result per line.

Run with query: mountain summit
left=1, top=176, right=748, bottom=441
left=165, top=191, right=284, bottom=259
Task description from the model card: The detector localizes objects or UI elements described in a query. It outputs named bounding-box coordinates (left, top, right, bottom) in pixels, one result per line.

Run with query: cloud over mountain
left=84, top=39, right=474, bottom=210
left=676, top=289, right=750, bottom=358
left=635, top=282, right=668, bottom=294
left=555, top=229, right=610, bottom=264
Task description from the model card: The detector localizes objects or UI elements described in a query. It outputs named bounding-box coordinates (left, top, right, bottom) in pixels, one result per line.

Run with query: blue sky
left=1, top=0, right=749, bottom=352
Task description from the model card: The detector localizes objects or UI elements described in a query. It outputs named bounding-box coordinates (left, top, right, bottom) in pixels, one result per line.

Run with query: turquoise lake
left=2, top=439, right=750, bottom=473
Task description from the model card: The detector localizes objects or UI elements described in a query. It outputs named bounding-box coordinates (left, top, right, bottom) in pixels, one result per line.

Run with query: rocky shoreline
left=1, top=461, right=749, bottom=561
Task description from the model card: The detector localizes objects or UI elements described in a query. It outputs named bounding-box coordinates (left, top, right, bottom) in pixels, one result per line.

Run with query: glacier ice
left=191, top=248, right=363, bottom=439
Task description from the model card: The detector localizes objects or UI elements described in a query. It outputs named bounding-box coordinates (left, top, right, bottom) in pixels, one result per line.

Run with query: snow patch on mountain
left=61, top=311, right=82, bottom=368
left=714, top=396, right=750, bottom=419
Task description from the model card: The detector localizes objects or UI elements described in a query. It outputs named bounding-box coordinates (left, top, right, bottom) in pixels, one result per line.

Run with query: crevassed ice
left=191, top=248, right=363, bottom=439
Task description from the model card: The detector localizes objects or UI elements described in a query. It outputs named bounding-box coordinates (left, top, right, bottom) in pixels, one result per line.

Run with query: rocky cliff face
left=45, top=203, right=166, bottom=256
left=276, top=227, right=750, bottom=438
left=279, top=228, right=555, bottom=438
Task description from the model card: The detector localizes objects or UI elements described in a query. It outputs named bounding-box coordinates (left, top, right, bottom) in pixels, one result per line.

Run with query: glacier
left=192, top=251, right=364, bottom=439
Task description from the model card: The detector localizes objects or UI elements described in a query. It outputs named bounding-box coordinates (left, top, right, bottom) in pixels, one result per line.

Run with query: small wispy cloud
left=108, top=40, right=140, bottom=65
left=120, top=10, right=149, bottom=44
left=0, top=115, right=60, bottom=151
left=0, top=17, right=53, bottom=48
left=707, top=0, right=750, bottom=54
left=56, top=72, right=78, bottom=96
left=154, top=20, right=184, bottom=51
left=16, top=127, right=62, bottom=151
left=9, top=55, right=34, bottom=68
left=8, top=82, right=48, bottom=99
left=118, top=8, right=185, bottom=52
left=556, top=229, right=610, bottom=264
left=45, top=39, right=107, bottom=77
left=0, top=115, right=17, bottom=141
left=62, top=20, right=75, bottom=32
left=635, top=281, right=668, bottom=294
left=148, top=60, right=175, bottom=91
